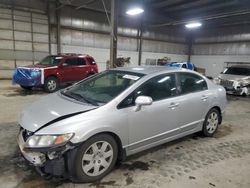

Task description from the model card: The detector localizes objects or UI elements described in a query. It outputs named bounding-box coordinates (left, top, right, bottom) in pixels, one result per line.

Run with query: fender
left=71, top=126, right=126, bottom=147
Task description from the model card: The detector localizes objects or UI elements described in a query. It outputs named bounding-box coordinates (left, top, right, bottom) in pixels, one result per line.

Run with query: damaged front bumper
left=218, top=79, right=250, bottom=96
left=17, top=129, right=77, bottom=177
left=224, top=86, right=249, bottom=95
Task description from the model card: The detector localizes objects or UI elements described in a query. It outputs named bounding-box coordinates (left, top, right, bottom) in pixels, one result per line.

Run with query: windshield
left=223, top=67, right=250, bottom=76
left=61, top=70, right=144, bottom=105
left=37, top=56, right=62, bottom=66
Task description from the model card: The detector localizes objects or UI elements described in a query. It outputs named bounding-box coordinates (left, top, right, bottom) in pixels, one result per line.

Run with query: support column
left=138, top=22, right=143, bottom=66
left=56, top=0, right=61, bottom=54
left=47, top=0, right=51, bottom=55
left=110, top=0, right=118, bottom=68
left=187, top=34, right=193, bottom=63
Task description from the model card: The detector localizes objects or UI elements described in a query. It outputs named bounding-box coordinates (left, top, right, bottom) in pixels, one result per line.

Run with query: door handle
left=168, top=102, right=179, bottom=109
left=201, top=95, right=208, bottom=101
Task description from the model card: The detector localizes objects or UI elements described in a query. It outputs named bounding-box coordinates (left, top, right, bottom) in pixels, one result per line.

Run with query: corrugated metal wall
left=0, top=2, right=188, bottom=78
left=193, top=26, right=250, bottom=55
left=48, top=5, right=188, bottom=71
left=49, top=6, right=187, bottom=54
left=191, top=26, right=250, bottom=77
left=0, top=6, right=49, bottom=78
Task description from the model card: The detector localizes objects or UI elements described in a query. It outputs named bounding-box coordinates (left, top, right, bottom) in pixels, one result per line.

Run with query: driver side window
left=118, top=73, right=177, bottom=109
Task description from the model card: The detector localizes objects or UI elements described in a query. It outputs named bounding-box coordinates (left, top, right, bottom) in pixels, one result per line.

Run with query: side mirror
left=134, top=96, right=153, bottom=112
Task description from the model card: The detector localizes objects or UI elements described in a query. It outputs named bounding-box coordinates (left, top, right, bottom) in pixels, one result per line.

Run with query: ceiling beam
left=152, top=0, right=184, bottom=9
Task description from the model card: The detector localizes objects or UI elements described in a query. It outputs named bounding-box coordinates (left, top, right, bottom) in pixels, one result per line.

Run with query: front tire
left=202, top=108, right=220, bottom=137
left=44, top=77, right=59, bottom=93
left=69, top=134, right=118, bottom=182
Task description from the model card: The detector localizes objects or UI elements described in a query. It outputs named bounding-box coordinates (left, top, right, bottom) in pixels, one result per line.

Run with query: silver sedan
left=17, top=66, right=227, bottom=182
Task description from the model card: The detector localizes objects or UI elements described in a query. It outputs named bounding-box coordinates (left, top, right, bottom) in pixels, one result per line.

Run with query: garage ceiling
left=57, top=0, right=250, bottom=29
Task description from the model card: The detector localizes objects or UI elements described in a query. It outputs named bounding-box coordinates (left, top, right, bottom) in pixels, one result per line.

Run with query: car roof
left=230, top=65, right=250, bottom=69
left=52, top=54, right=92, bottom=58
left=112, top=66, right=181, bottom=75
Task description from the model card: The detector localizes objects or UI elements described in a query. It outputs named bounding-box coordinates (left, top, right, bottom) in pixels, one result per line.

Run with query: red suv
left=12, top=54, right=98, bottom=92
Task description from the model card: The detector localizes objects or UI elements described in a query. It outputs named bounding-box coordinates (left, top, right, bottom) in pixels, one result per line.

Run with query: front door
left=119, top=73, right=181, bottom=153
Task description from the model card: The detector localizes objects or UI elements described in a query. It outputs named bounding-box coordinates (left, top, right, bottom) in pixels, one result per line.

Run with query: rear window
left=87, top=57, right=96, bottom=65
left=223, top=67, right=250, bottom=76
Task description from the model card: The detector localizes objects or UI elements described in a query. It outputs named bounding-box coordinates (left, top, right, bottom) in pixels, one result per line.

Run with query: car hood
left=19, top=93, right=97, bottom=132
left=219, top=74, right=248, bottom=81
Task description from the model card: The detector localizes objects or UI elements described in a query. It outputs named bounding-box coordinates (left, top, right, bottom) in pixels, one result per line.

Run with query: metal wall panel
left=14, top=15, right=31, bottom=22
left=0, top=30, right=13, bottom=40
left=0, top=60, right=15, bottom=69
left=93, top=33, right=109, bottom=49
left=193, top=43, right=250, bottom=55
left=0, top=19, right=12, bottom=29
left=0, top=49, right=15, bottom=59
left=14, top=21, right=31, bottom=31
left=61, top=29, right=72, bottom=45
left=82, top=32, right=95, bottom=47
left=0, top=40, right=13, bottom=49
left=14, top=31, right=32, bottom=41
left=32, top=23, right=48, bottom=33
left=33, top=43, right=49, bottom=52
left=33, top=33, right=49, bottom=43
left=15, top=50, right=33, bottom=60
left=0, top=13, right=11, bottom=19
left=0, top=7, right=49, bottom=72
left=15, top=41, right=32, bottom=51
left=142, top=40, right=187, bottom=54
left=71, top=30, right=83, bottom=45
left=13, top=10, right=30, bottom=17
left=32, top=18, right=48, bottom=24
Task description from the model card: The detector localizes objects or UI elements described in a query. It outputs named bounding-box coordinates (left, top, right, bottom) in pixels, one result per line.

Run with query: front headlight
left=238, top=80, right=249, bottom=87
left=213, top=77, right=221, bottom=85
left=26, top=133, right=74, bottom=148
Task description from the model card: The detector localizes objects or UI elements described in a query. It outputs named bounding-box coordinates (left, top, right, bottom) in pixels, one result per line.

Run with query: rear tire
left=44, top=77, right=59, bottom=93
left=20, top=85, right=33, bottom=90
left=68, top=134, right=118, bottom=183
left=202, top=108, right=220, bottom=137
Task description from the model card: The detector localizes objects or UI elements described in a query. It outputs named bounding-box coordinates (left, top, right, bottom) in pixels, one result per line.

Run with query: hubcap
left=82, top=141, right=113, bottom=177
left=47, top=80, right=56, bottom=91
left=206, top=112, right=219, bottom=134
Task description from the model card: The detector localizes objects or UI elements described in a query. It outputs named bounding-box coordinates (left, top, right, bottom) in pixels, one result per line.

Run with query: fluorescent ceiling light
left=185, top=22, right=202, bottom=29
left=126, top=8, right=144, bottom=16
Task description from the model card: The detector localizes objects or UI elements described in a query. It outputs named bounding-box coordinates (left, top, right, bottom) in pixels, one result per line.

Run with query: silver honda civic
left=17, top=66, right=227, bottom=182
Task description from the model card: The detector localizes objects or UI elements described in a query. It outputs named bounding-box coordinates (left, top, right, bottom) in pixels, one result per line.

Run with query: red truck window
left=77, top=58, right=86, bottom=65
left=64, top=58, right=78, bottom=66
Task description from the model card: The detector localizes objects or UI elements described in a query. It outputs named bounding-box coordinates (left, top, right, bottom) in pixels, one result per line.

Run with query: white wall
left=191, top=55, right=250, bottom=78
left=53, top=44, right=188, bottom=72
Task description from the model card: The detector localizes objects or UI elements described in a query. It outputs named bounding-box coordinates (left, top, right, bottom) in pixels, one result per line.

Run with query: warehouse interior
left=0, top=0, right=250, bottom=187
left=0, top=0, right=250, bottom=78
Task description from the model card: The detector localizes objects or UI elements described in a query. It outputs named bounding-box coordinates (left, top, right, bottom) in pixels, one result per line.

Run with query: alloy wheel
left=47, top=80, right=57, bottom=91
left=206, top=112, right=219, bottom=134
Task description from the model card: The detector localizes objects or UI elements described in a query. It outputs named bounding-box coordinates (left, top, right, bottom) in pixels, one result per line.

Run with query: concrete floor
left=0, top=80, right=250, bottom=188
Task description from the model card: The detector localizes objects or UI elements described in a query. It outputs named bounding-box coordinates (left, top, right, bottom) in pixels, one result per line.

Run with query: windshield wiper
left=61, top=91, right=99, bottom=106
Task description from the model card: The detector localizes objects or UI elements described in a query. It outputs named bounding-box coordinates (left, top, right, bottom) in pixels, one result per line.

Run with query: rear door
left=176, top=72, right=211, bottom=133
left=74, top=58, right=89, bottom=80
left=59, top=58, right=79, bottom=82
